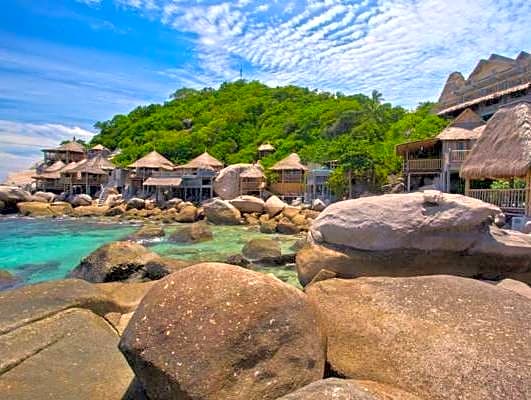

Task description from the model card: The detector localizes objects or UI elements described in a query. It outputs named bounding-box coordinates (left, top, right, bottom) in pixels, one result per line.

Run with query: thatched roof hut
left=68, top=155, right=115, bottom=175
left=461, top=102, right=530, bottom=179
left=43, top=141, right=86, bottom=154
left=34, top=161, right=66, bottom=180
left=240, top=165, right=265, bottom=179
left=176, top=152, right=223, bottom=171
left=258, top=143, right=275, bottom=152
left=128, top=151, right=174, bottom=170
left=270, top=153, right=308, bottom=171
left=437, top=109, right=485, bottom=141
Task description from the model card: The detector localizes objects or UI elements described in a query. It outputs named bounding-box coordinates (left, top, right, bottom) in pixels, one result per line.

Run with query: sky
left=0, top=0, right=529, bottom=181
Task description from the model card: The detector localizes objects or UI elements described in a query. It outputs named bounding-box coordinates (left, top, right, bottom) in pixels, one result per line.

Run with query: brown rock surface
left=72, top=205, right=109, bottom=217
left=119, top=263, right=325, bottom=400
left=174, top=205, right=198, bottom=223
left=169, top=221, right=213, bottom=244
left=230, top=195, right=265, bottom=214
left=306, top=275, right=531, bottom=400
left=203, top=198, right=241, bottom=225
left=265, top=195, right=286, bottom=217
left=130, top=224, right=166, bottom=240
left=242, top=238, right=281, bottom=261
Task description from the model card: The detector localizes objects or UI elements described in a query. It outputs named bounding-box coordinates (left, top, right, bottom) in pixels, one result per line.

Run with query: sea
left=0, top=217, right=300, bottom=290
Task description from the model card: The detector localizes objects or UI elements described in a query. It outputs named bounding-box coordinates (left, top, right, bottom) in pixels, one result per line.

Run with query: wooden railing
left=449, top=150, right=471, bottom=163
left=467, top=189, right=527, bottom=213
left=407, top=158, right=442, bottom=171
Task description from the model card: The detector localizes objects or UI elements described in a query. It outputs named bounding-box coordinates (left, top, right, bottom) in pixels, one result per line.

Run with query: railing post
left=465, top=179, right=470, bottom=196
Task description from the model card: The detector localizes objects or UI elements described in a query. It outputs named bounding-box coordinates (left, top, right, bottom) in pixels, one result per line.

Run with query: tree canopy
left=91, top=81, right=447, bottom=190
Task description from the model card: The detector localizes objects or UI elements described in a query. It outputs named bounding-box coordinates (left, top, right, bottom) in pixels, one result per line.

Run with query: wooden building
left=174, top=152, right=224, bottom=174
left=258, top=143, right=275, bottom=159
left=436, top=52, right=530, bottom=120
left=174, top=152, right=223, bottom=202
left=239, top=165, right=265, bottom=197
left=305, top=164, right=334, bottom=203
left=127, top=151, right=175, bottom=196
left=396, top=109, right=485, bottom=193
left=88, top=144, right=111, bottom=159
left=33, top=161, right=66, bottom=193
left=269, top=153, right=308, bottom=201
left=461, top=101, right=530, bottom=217
left=42, top=141, right=86, bottom=165
left=62, top=155, right=116, bottom=196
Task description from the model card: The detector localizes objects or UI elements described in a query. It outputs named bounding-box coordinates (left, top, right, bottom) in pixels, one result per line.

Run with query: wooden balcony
left=467, top=189, right=527, bottom=214
left=406, top=158, right=442, bottom=172
left=449, top=150, right=471, bottom=163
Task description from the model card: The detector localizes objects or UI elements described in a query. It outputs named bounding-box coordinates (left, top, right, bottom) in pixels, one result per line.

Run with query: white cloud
left=128, top=0, right=530, bottom=107
left=0, top=120, right=94, bottom=181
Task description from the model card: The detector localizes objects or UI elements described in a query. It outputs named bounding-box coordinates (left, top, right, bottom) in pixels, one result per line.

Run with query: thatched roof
left=240, top=165, right=265, bottom=179
left=270, top=153, right=308, bottom=171
left=33, top=161, right=66, bottom=180
left=258, top=143, right=275, bottom=152
left=90, top=144, right=109, bottom=151
left=395, top=138, right=439, bottom=157
left=176, top=152, right=223, bottom=170
left=43, top=141, right=86, bottom=153
left=437, top=109, right=485, bottom=140
left=128, top=151, right=174, bottom=170
left=460, top=101, right=531, bottom=179
left=143, top=177, right=183, bottom=187
left=68, top=155, right=115, bottom=175
left=3, top=170, right=35, bottom=187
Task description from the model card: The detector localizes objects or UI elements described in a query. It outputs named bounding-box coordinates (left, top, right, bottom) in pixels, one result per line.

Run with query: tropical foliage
left=91, top=81, right=447, bottom=192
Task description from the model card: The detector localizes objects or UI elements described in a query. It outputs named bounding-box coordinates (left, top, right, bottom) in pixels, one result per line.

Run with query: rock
left=176, top=201, right=193, bottom=211
left=214, top=164, right=257, bottom=200
left=72, top=205, right=109, bottom=217
left=302, top=209, right=321, bottom=219
left=142, top=259, right=191, bottom=280
left=130, top=225, right=165, bottom=240
left=69, top=194, right=93, bottom=207
left=50, top=201, right=74, bottom=215
left=126, top=197, right=145, bottom=210
left=230, top=195, right=265, bottom=214
left=306, top=269, right=337, bottom=288
left=226, top=254, right=251, bottom=267
left=0, top=270, right=18, bottom=290
left=33, top=191, right=56, bottom=202
left=277, top=378, right=422, bottom=400
left=119, top=263, right=325, bottom=400
left=105, top=194, right=123, bottom=208
left=265, top=195, right=286, bottom=217
left=277, top=219, right=300, bottom=235
left=166, top=198, right=183, bottom=209
left=69, top=241, right=163, bottom=283
left=106, top=204, right=126, bottom=216
left=299, top=192, right=531, bottom=285
left=242, top=238, right=282, bottom=261
left=144, top=200, right=156, bottom=210
left=18, top=201, right=58, bottom=217
left=306, top=276, right=531, bottom=400
left=0, top=308, right=134, bottom=400
left=259, top=213, right=270, bottom=223
left=282, top=205, right=301, bottom=219
left=0, top=186, right=31, bottom=210
left=174, top=204, right=198, bottom=223
left=245, top=214, right=260, bottom=225
left=203, top=198, right=241, bottom=225
left=260, top=219, right=278, bottom=234
left=497, top=278, right=531, bottom=300
left=168, top=221, right=213, bottom=244
left=524, top=221, right=531, bottom=234
left=311, top=199, right=326, bottom=212
left=291, top=198, right=302, bottom=207
left=291, top=214, right=308, bottom=228
left=494, top=213, right=506, bottom=228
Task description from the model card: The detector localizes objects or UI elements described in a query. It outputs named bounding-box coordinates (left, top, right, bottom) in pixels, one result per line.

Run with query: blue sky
left=0, top=0, right=529, bottom=180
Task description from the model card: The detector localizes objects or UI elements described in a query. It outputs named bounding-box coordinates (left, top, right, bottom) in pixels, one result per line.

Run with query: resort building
left=269, top=153, right=308, bottom=202
left=239, top=164, right=266, bottom=197
left=258, top=143, right=275, bottom=159
left=436, top=52, right=530, bottom=120
left=41, top=140, right=86, bottom=165
left=61, top=155, right=116, bottom=196
left=396, top=109, right=485, bottom=193
left=88, top=144, right=111, bottom=159
left=304, top=163, right=334, bottom=203
left=461, top=101, right=530, bottom=218
left=127, top=151, right=175, bottom=196
left=33, top=161, right=66, bottom=193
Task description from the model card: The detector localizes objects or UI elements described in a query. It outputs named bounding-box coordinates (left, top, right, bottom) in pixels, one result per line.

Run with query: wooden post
left=465, top=179, right=470, bottom=196
left=526, top=171, right=531, bottom=218
left=407, top=173, right=411, bottom=193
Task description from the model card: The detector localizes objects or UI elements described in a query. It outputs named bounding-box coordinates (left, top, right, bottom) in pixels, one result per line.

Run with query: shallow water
left=0, top=217, right=300, bottom=289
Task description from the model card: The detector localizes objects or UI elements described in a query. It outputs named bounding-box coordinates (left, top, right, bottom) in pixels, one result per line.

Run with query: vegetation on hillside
left=91, top=80, right=447, bottom=192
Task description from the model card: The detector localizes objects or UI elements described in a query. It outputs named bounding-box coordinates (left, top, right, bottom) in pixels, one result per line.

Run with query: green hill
left=91, top=80, right=447, bottom=192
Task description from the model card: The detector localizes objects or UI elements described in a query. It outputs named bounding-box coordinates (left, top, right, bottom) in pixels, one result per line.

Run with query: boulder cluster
left=1, top=191, right=530, bottom=399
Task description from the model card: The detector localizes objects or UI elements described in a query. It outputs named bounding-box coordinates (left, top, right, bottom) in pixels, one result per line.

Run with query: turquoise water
left=0, top=217, right=300, bottom=289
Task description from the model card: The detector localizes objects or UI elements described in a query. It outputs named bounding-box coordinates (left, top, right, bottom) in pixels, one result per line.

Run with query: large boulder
left=119, top=263, right=325, bottom=400
left=174, top=204, right=198, bottom=223
left=33, top=191, right=56, bottom=203
left=17, top=201, right=58, bottom=217
left=306, top=275, right=531, bottom=400
left=214, top=164, right=255, bottom=200
left=497, top=278, right=531, bottom=300
left=277, top=378, right=422, bottom=400
left=69, top=241, right=163, bottom=283
left=130, top=224, right=165, bottom=240
left=126, top=197, right=145, bottom=210
left=72, top=205, right=109, bottom=217
left=230, top=195, right=265, bottom=214
left=298, top=192, right=531, bottom=285
left=203, top=198, right=241, bottom=225
left=105, top=194, right=123, bottom=208
left=311, top=199, right=326, bottom=212
left=0, top=185, right=31, bottom=211
left=242, top=238, right=281, bottom=261
left=265, top=195, right=286, bottom=217
left=69, top=194, right=93, bottom=207
left=168, top=221, right=213, bottom=244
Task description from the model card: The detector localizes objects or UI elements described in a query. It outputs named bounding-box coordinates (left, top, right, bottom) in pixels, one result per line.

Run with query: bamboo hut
left=42, top=140, right=86, bottom=164
left=258, top=143, right=275, bottom=159
left=175, top=152, right=223, bottom=174
left=239, top=165, right=265, bottom=196
left=127, top=151, right=175, bottom=196
left=33, top=161, right=66, bottom=192
left=62, top=155, right=115, bottom=196
left=174, top=152, right=222, bottom=202
left=269, top=153, right=308, bottom=201
left=88, top=144, right=111, bottom=159
left=460, top=101, right=531, bottom=216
